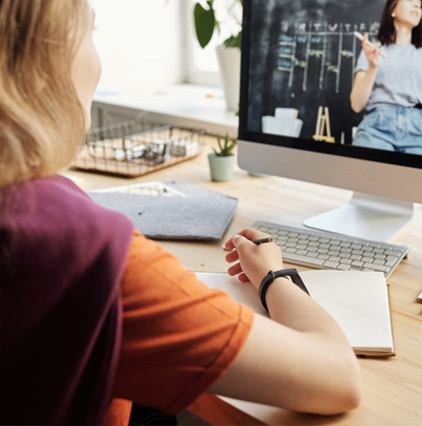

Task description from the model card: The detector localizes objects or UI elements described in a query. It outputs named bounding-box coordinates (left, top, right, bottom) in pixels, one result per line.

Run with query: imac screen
left=246, top=0, right=422, bottom=156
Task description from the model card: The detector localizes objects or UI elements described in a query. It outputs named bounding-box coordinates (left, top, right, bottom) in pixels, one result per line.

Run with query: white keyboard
left=253, top=221, right=409, bottom=279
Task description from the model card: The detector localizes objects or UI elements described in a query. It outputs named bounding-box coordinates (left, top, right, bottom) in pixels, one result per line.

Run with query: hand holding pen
left=224, top=229, right=284, bottom=290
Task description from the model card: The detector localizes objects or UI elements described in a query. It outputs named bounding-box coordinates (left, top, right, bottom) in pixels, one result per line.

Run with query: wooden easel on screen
left=313, top=107, right=335, bottom=143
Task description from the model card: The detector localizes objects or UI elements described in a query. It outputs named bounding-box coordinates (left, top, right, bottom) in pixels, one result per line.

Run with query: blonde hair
left=0, top=0, right=91, bottom=189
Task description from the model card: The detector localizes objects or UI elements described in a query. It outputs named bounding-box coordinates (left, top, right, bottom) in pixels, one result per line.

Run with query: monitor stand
left=303, top=193, right=414, bottom=242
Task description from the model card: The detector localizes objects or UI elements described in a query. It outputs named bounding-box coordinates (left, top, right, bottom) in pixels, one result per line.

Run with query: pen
left=222, top=236, right=274, bottom=251
left=354, top=32, right=387, bottom=59
left=252, top=237, right=274, bottom=245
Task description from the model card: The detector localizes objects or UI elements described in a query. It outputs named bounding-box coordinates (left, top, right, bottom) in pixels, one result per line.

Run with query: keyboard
left=253, top=221, right=409, bottom=279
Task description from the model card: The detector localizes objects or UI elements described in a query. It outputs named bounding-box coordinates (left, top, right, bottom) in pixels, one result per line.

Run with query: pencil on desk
left=417, top=290, right=422, bottom=304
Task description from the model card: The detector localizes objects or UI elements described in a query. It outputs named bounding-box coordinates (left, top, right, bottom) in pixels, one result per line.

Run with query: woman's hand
left=362, top=33, right=380, bottom=69
left=224, top=228, right=284, bottom=290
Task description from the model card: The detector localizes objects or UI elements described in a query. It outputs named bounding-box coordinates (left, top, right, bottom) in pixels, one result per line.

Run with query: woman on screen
left=351, top=0, right=422, bottom=154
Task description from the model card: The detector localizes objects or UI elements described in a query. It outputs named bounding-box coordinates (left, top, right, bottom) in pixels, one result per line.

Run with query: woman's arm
left=350, top=34, right=380, bottom=113
left=209, top=229, right=362, bottom=415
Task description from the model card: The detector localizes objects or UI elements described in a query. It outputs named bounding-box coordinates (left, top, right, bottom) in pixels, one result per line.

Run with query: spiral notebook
left=196, top=270, right=395, bottom=357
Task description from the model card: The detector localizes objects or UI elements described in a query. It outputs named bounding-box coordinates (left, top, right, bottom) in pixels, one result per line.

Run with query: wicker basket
left=72, top=120, right=205, bottom=178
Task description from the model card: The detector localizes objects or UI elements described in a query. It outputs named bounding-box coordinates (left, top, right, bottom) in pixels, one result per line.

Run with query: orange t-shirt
left=104, top=232, right=254, bottom=425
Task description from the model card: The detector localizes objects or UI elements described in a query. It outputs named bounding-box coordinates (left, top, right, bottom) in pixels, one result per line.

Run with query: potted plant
left=208, top=134, right=237, bottom=182
left=193, top=0, right=242, bottom=111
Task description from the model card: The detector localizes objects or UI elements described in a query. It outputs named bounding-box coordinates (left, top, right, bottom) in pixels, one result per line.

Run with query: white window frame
left=182, top=0, right=222, bottom=87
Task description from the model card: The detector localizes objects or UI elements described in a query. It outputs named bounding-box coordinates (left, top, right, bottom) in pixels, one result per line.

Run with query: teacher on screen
left=351, top=0, right=422, bottom=154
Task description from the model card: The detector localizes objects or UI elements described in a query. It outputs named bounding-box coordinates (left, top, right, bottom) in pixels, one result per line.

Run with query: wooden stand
left=313, top=107, right=335, bottom=143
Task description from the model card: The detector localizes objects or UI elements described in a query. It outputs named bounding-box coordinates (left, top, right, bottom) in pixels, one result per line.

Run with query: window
left=185, top=0, right=242, bottom=87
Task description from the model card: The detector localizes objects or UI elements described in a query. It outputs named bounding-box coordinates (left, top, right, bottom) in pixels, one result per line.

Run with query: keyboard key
left=329, top=256, right=341, bottom=262
left=317, top=249, right=328, bottom=254
left=319, top=244, right=330, bottom=249
left=323, top=261, right=339, bottom=268
left=307, top=246, right=318, bottom=252
left=351, top=250, right=363, bottom=255
left=373, top=259, right=385, bottom=265
left=285, top=248, right=297, bottom=253
left=385, top=259, right=396, bottom=267
left=308, top=236, right=319, bottom=242
left=298, top=239, right=308, bottom=245
left=330, top=240, right=341, bottom=246
left=339, top=253, right=351, bottom=259
left=350, top=255, right=362, bottom=261
left=328, top=250, right=340, bottom=256
left=351, top=244, right=363, bottom=250
left=385, top=250, right=402, bottom=256
left=318, top=254, right=330, bottom=260
left=296, top=250, right=308, bottom=256
left=363, top=263, right=389, bottom=273
left=337, top=264, right=351, bottom=271
left=362, top=247, right=373, bottom=252
left=340, top=242, right=351, bottom=248
left=361, top=257, right=373, bottom=263
left=309, top=242, right=319, bottom=247
left=296, top=244, right=307, bottom=250
left=308, top=252, right=319, bottom=258
left=340, top=259, right=352, bottom=265
left=288, top=232, right=299, bottom=237
left=340, top=248, right=352, bottom=254
left=283, top=253, right=325, bottom=266
left=319, top=238, right=330, bottom=243
left=286, top=243, right=296, bottom=248
left=374, top=254, right=386, bottom=260
left=373, top=248, right=384, bottom=254
left=352, top=260, right=364, bottom=267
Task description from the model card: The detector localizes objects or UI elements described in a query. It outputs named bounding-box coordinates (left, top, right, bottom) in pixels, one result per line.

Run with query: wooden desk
left=67, top=137, right=422, bottom=426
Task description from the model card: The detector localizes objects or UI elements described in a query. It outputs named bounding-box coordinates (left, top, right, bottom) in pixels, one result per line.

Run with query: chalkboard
left=248, top=0, right=387, bottom=145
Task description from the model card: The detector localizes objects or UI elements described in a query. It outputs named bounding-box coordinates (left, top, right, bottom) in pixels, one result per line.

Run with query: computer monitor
left=238, top=0, right=422, bottom=242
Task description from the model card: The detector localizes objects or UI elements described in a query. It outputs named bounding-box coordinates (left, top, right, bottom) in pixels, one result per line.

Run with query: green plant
left=194, top=0, right=242, bottom=49
left=213, top=133, right=237, bottom=157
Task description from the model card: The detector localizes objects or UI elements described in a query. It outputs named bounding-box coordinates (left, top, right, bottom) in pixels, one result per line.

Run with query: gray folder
left=89, top=181, right=238, bottom=241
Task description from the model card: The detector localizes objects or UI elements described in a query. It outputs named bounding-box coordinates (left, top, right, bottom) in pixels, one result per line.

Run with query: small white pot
left=208, top=154, right=236, bottom=182
left=216, top=46, right=241, bottom=112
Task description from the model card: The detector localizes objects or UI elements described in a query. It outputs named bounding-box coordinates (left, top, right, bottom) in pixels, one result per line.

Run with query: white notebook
left=196, top=271, right=395, bottom=357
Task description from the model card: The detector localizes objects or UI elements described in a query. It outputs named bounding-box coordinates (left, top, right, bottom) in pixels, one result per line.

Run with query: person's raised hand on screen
left=362, top=33, right=381, bottom=69
left=224, top=228, right=284, bottom=290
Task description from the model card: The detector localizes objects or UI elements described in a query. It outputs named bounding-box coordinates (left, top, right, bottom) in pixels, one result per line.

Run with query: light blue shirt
left=355, top=44, right=422, bottom=110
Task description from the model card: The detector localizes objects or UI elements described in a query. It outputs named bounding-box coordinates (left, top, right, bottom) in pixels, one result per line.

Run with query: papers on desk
left=196, top=270, right=395, bottom=357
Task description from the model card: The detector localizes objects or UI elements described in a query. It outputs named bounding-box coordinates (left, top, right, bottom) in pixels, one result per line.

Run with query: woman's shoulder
left=0, top=175, right=134, bottom=276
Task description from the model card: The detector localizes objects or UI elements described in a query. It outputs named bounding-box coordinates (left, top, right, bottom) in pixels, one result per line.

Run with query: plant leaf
left=223, top=31, right=242, bottom=49
left=217, top=134, right=224, bottom=153
left=194, top=3, right=216, bottom=49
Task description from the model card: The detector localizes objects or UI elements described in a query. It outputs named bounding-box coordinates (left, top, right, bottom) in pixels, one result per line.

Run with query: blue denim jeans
left=352, top=105, right=422, bottom=154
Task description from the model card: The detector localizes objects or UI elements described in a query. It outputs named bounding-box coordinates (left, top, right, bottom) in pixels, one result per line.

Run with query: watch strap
left=259, top=268, right=310, bottom=312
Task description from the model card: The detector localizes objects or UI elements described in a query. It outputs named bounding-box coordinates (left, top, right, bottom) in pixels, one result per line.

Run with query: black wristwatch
left=259, top=269, right=310, bottom=312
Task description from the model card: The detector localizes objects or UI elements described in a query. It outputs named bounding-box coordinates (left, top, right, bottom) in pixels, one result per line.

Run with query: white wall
left=92, top=0, right=186, bottom=93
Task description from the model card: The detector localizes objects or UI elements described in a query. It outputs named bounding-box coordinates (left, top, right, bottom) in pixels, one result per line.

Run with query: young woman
left=0, top=1, right=361, bottom=425
left=351, top=0, right=422, bottom=154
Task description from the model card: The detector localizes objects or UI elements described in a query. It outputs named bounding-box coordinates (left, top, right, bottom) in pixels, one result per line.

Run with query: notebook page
left=196, top=271, right=393, bottom=353
left=302, top=271, right=393, bottom=352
